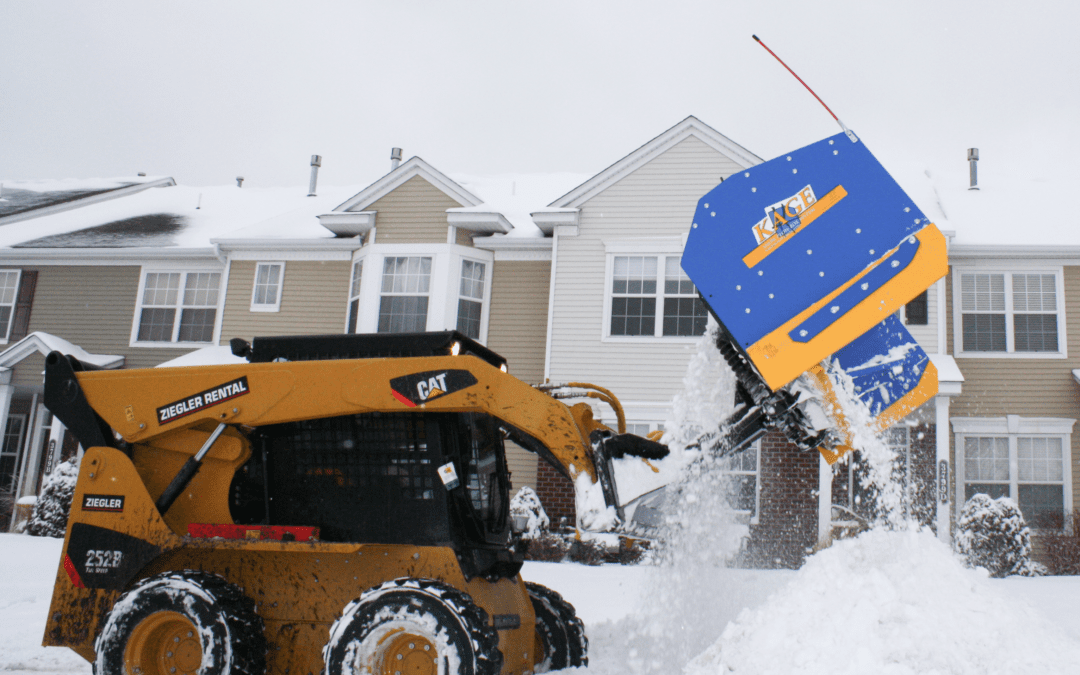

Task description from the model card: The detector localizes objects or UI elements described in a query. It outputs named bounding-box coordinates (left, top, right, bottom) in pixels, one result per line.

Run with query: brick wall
left=743, top=431, right=820, bottom=569
left=535, top=459, right=576, bottom=527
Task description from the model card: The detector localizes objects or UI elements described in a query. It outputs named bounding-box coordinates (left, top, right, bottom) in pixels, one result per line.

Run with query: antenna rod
left=752, top=35, right=856, bottom=142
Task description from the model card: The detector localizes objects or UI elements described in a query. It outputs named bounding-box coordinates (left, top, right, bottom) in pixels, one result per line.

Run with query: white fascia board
left=548, top=116, right=762, bottom=209
left=531, top=209, right=580, bottom=235
left=316, top=211, right=376, bottom=237
left=950, top=244, right=1080, bottom=261
left=334, top=157, right=482, bottom=213
left=0, top=246, right=219, bottom=265
left=211, top=238, right=362, bottom=261
left=0, top=177, right=177, bottom=227
left=445, top=210, right=513, bottom=234
left=472, top=236, right=552, bottom=252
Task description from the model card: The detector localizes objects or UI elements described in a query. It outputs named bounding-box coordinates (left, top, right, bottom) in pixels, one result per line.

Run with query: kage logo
left=390, top=370, right=479, bottom=407
left=751, top=185, right=818, bottom=244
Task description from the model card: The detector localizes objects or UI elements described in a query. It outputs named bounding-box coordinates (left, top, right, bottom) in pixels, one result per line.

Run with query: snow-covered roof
left=449, top=172, right=591, bottom=237
left=0, top=332, right=124, bottom=370
left=0, top=176, right=169, bottom=220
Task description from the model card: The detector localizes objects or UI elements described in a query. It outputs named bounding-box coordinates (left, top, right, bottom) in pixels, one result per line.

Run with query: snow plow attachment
left=682, top=132, right=946, bottom=462
left=682, top=131, right=947, bottom=392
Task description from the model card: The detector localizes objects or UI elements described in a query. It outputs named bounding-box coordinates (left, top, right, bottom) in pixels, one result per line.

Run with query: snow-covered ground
left=5, top=532, right=1080, bottom=675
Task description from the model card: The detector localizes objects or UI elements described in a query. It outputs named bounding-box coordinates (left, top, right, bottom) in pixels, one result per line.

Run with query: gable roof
left=334, top=157, right=483, bottom=213
left=545, top=116, right=762, bottom=209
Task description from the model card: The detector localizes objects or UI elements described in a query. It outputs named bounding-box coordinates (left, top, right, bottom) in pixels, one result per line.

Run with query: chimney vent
left=236, top=176, right=244, bottom=188
left=967, top=148, right=979, bottom=190
left=308, top=155, right=322, bottom=197
left=390, top=147, right=403, bottom=171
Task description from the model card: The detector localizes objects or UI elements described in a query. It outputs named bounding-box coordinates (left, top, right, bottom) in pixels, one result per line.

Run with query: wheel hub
left=377, top=629, right=437, bottom=675
left=125, top=611, right=203, bottom=675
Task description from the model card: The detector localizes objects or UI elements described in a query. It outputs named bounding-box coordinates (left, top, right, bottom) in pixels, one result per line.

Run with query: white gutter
left=0, top=247, right=219, bottom=264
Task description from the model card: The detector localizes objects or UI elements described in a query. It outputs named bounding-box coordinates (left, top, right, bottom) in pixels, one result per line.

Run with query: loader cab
left=227, top=332, right=517, bottom=577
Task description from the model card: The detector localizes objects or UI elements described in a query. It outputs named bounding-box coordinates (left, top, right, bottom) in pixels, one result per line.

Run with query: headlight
left=450, top=341, right=462, bottom=356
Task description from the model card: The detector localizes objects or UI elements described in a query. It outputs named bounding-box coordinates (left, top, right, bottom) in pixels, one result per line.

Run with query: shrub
left=510, top=486, right=550, bottom=539
left=1041, top=509, right=1080, bottom=575
left=955, top=493, right=1043, bottom=578
left=27, top=457, right=80, bottom=538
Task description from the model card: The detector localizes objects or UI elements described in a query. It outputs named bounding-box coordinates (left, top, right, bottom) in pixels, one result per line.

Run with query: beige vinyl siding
left=366, top=176, right=462, bottom=245
left=455, top=227, right=474, bottom=247
left=487, top=260, right=550, bottom=385
left=547, top=135, right=745, bottom=409
left=904, top=277, right=940, bottom=353
left=505, top=440, right=538, bottom=493
left=17, top=265, right=197, bottom=376
left=947, top=265, right=1080, bottom=512
left=219, top=260, right=351, bottom=342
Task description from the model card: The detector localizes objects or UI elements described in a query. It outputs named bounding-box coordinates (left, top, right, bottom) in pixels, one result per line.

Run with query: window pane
left=382, top=257, right=432, bottom=295
left=348, top=298, right=359, bottom=334
left=664, top=257, right=695, bottom=295
left=965, top=483, right=1010, bottom=502
left=457, top=298, right=482, bottom=339
left=0, top=306, right=11, bottom=339
left=613, top=256, right=657, bottom=295
left=729, top=475, right=757, bottom=514
left=350, top=261, right=363, bottom=299
left=378, top=296, right=429, bottom=333
left=183, top=272, right=221, bottom=307
left=611, top=297, right=655, bottom=336
left=905, top=291, right=928, bottom=325
left=143, top=272, right=180, bottom=306
left=1017, top=437, right=1063, bottom=481
left=964, top=436, right=1009, bottom=481
left=662, top=297, right=708, bottom=336
left=460, top=260, right=485, bottom=300
left=962, top=313, right=1006, bottom=351
left=178, top=308, right=216, bottom=342
left=1018, top=484, right=1064, bottom=529
left=253, top=264, right=281, bottom=306
left=137, top=307, right=176, bottom=342
left=0, top=271, right=19, bottom=305
left=961, top=273, right=1004, bottom=312
left=1014, top=314, right=1058, bottom=352
left=1013, top=273, right=1056, bottom=312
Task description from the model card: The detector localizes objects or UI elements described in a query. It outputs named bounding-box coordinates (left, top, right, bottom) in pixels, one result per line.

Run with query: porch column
left=935, top=394, right=952, bottom=544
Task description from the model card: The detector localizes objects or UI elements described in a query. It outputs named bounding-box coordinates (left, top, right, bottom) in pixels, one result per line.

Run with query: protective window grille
left=378, top=257, right=431, bottom=333
left=456, top=260, right=486, bottom=339
left=137, top=271, right=221, bottom=343
left=252, top=263, right=283, bottom=309
left=0, top=270, right=21, bottom=340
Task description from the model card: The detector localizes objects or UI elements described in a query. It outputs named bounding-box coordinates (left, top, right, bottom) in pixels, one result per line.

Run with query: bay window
left=378, top=256, right=431, bottom=333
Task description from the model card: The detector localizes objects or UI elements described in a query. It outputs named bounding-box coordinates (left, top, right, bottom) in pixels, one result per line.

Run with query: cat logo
left=390, top=370, right=479, bottom=407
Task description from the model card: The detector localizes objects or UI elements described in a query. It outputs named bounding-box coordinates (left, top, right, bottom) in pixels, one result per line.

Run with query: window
left=347, top=260, right=363, bottom=333
left=456, top=260, right=486, bottom=339
left=136, top=271, right=222, bottom=344
left=250, top=263, right=284, bottom=312
left=0, top=270, right=20, bottom=340
left=378, top=256, right=431, bottom=333
left=0, top=414, right=26, bottom=494
left=959, top=272, right=1063, bottom=354
left=609, top=255, right=707, bottom=338
left=955, top=417, right=1074, bottom=530
left=904, top=290, right=928, bottom=325
left=723, top=441, right=760, bottom=520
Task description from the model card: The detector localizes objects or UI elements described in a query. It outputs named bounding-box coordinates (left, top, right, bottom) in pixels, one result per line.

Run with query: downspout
left=542, top=229, right=559, bottom=382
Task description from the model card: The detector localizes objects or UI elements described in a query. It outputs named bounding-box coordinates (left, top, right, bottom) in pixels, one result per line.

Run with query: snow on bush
left=510, top=486, right=549, bottom=539
left=27, top=457, right=80, bottom=538
left=955, top=493, right=1044, bottom=578
left=686, top=528, right=1080, bottom=675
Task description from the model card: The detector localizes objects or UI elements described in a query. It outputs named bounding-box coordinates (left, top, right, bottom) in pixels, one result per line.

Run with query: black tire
left=323, top=578, right=502, bottom=675
left=95, top=570, right=266, bottom=675
left=525, top=582, right=587, bottom=672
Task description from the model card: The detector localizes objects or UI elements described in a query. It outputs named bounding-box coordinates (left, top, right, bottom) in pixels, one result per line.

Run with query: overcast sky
left=2, top=1, right=1076, bottom=193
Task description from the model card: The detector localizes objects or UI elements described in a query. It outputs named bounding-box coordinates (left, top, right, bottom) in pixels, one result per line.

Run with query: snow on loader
left=40, top=331, right=670, bottom=675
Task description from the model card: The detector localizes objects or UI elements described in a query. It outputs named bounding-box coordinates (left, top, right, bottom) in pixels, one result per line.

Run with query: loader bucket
left=682, top=131, right=947, bottom=391
left=808, top=315, right=938, bottom=464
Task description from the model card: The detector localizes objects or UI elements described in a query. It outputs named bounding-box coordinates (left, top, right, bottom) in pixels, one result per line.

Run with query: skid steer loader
left=40, top=331, right=667, bottom=675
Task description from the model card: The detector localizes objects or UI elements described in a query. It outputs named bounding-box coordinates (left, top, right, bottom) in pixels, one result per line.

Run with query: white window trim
left=953, top=415, right=1075, bottom=532
left=601, top=247, right=706, bottom=344
left=0, top=269, right=21, bottom=346
left=951, top=265, right=1068, bottom=359
left=725, top=439, right=762, bottom=526
left=347, top=244, right=493, bottom=342
left=129, top=263, right=226, bottom=348
left=249, top=262, right=285, bottom=313
left=456, top=256, right=491, bottom=341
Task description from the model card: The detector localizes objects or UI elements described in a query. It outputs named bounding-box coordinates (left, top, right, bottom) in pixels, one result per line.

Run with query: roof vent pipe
left=308, top=155, right=322, bottom=197
left=968, top=148, right=979, bottom=190
left=390, top=147, right=403, bottom=171
left=236, top=176, right=244, bottom=188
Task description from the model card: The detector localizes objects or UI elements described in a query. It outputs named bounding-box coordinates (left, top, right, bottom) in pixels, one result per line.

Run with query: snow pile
left=28, top=457, right=80, bottom=538
left=955, top=493, right=1043, bottom=578
left=510, top=486, right=550, bottom=539
left=687, top=527, right=1080, bottom=675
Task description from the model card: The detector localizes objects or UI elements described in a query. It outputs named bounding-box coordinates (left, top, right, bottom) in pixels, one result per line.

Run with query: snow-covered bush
left=510, top=486, right=549, bottom=539
left=955, top=493, right=1044, bottom=578
left=27, top=457, right=80, bottom=538
left=1043, top=510, right=1080, bottom=575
